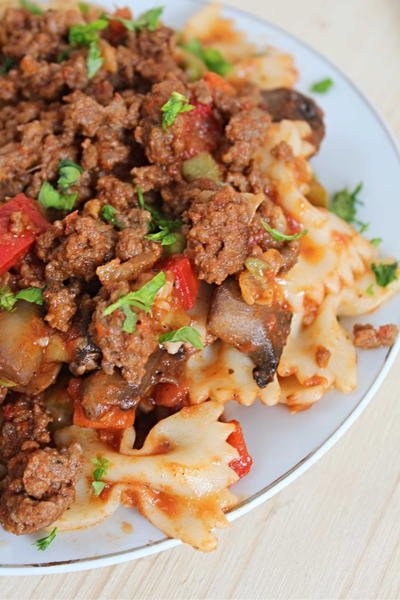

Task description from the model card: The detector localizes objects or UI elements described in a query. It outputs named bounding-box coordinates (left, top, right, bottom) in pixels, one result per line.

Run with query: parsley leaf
left=329, top=182, right=365, bottom=228
left=87, top=42, right=103, bottom=79
left=145, top=228, right=176, bottom=246
left=371, top=262, right=398, bottom=287
left=1, top=56, right=15, bottom=75
left=101, top=205, right=123, bottom=229
left=20, top=0, right=44, bottom=15
left=105, top=7, right=163, bottom=32
left=33, top=528, right=57, bottom=551
left=358, top=222, right=369, bottom=234
left=310, top=78, right=333, bottom=94
left=182, top=38, right=232, bottom=76
left=0, top=380, right=16, bottom=387
left=121, top=304, right=138, bottom=333
left=161, top=91, right=194, bottom=129
left=38, top=181, right=77, bottom=211
left=261, top=220, right=308, bottom=242
left=366, top=284, right=374, bottom=296
left=102, top=272, right=167, bottom=330
left=136, top=186, right=180, bottom=246
left=0, top=286, right=43, bottom=311
left=16, top=287, right=43, bottom=305
left=134, top=7, right=163, bottom=31
left=370, top=238, right=382, bottom=247
left=92, top=481, right=106, bottom=496
left=92, top=456, right=109, bottom=481
left=58, top=159, right=83, bottom=191
left=91, top=456, right=110, bottom=496
left=78, top=1, right=89, bottom=15
left=56, top=50, right=71, bottom=64
left=159, top=326, right=203, bottom=350
left=69, top=19, right=108, bottom=47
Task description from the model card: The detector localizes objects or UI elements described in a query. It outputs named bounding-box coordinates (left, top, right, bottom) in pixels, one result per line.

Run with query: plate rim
left=2, top=0, right=400, bottom=575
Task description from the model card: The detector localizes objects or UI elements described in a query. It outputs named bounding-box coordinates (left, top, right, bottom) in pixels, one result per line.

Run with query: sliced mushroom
left=260, top=88, right=325, bottom=153
left=208, top=278, right=292, bottom=387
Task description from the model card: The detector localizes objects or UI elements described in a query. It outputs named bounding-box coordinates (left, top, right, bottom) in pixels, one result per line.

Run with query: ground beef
left=90, top=293, right=159, bottom=385
left=38, top=213, right=117, bottom=282
left=184, top=186, right=252, bottom=284
left=353, top=323, right=398, bottom=349
left=0, top=442, right=82, bottom=535
left=43, top=282, right=79, bottom=332
left=0, top=397, right=51, bottom=462
left=222, top=108, right=271, bottom=171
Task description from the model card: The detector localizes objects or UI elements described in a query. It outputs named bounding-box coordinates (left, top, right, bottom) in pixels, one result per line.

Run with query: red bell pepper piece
left=0, top=194, right=49, bottom=275
left=227, top=420, right=253, bottom=478
left=182, top=102, right=221, bottom=157
left=162, top=255, right=199, bottom=311
left=108, top=6, right=132, bottom=39
left=68, top=378, right=135, bottom=430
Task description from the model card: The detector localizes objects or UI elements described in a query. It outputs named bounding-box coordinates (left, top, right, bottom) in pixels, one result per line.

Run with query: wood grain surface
left=1, top=0, right=400, bottom=598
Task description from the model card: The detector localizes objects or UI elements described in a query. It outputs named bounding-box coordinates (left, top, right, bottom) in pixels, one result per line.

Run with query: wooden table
left=2, top=0, right=400, bottom=597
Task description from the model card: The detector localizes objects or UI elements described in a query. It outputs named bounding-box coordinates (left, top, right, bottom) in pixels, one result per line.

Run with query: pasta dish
left=0, top=1, right=398, bottom=553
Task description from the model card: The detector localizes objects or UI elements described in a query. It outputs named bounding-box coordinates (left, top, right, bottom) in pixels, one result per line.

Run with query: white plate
left=1, top=0, right=399, bottom=575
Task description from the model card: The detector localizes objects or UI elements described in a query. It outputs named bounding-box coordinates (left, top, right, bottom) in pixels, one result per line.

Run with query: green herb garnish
left=20, top=0, right=44, bottom=15
left=136, top=186, right=180, bottom=246
left=159, top=326, right=203, bottom=350
left=105, top=7, right=163, bottom=32
left=92, top=456, right=109, bottom=481
left=101, top=205, right=123, bottom=230
left=69, top=19, right=108, bottom=79
left=329, top=183, right=367, bottom=231
left=366, top=284, right=374, bottom=296
left=78, top=1, right=89, bottom=15
left=38, top=182, right=77, bottom=211
left=371, top=262, right=398, bottom=287
left=261, top=220, right=308, bottom=242
left=1, top=57, right=15, bottom=75
left=33, top=528, right=57, bottom=551
left=56, top=50, right=71, bottom=64
left=58, top=159, right=83, bottom=191
left=161, top=91, right=194, bottom=129
left=370, top=238, right=382, bottom=247
left=121, top=304, right=137, bottom=333
left=0, top=286, right=43, bottom=311
left=310, top=78, right=333, bottom=94
left=103, top=272, right=167, bottom=332
left=182, top=38, right=232, bottom=77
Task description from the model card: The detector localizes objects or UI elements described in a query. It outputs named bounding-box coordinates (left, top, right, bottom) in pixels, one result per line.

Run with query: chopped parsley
left=91, top=456, right=109, bottom=496
left=78, top=2, right=89, bottom=15
left=58, top=159, right=83, bottom=191
left=101, top=205, right=123, bottom=230
left=1, top=57, right=15, bottom=75
left=103, top=272, right=167, bottom=332
left=182, top=38, right=232, bottom=77
left=38, top=181, right=77, bottom=211
left=371, top=262, right=398, bottom=287
left=56, top=50, right=71, bottom=64
left=121, top=304, right=137, bottom=333
left=69, top=19, right=108, bottom=79
left=329, top=183, right=368, bottom=231
left=87, top=42, right=103, bottom=79
left=105, top=7, right=163, bottom=32
left=310, top=78, right=333, bottom=94
left=33, top=528, right=57, bottom=551
left=370, top=238, right=382, bottom=247
left=161, top=91, right=194, bottom=129
left=136, top=186, right=180, bottom=246
left=20, top=0, right=44, bottom=15
left=366, top=284, right=375, bottom=296
left=261, top=220, right=308, bottom=242
left=159, top=326, right=203, bottom=350
left=0, top=286, right=43, bottom=311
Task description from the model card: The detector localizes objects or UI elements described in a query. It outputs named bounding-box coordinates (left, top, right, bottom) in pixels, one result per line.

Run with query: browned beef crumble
left=353, top=323, right=398, bottom=349
left=0, top=4, right=328, bottom=535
